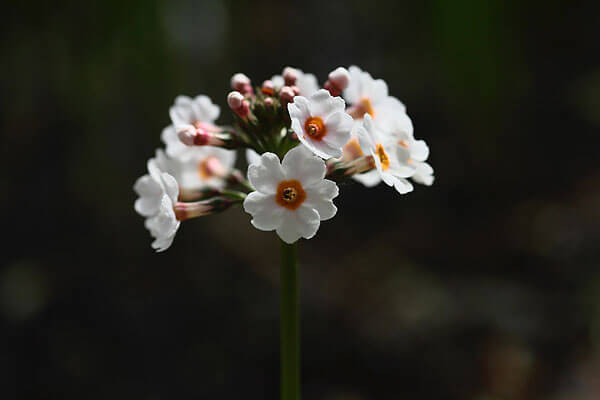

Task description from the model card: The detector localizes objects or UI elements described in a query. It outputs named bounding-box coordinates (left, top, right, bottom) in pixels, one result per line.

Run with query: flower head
left=288, top=89, right=353, bottom=159
left=163, top=95, right=221, bottom=161
left=134, top=159, right=180, bottom=252
left=343, top=66, right=405, bottom=130
left=154, top=147, right=236, bottom=191
left=243, top=146, right=339, bottom=244
left=355, top=114, right=415, bottom=194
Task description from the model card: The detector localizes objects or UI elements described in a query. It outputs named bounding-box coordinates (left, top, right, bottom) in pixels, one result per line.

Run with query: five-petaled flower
left=134, top=159, right=180, bottom=252
left=356, top=114, right=415, bottom=194
left=288, top=89, right=353, bottom=159
left=243, top=146, right=339, bottom=244
left=162, top=95, right=221, bottom=161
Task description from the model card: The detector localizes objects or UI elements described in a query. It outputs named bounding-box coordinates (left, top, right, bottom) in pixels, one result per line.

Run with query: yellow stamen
left=375, top=143, right=390, bottom=171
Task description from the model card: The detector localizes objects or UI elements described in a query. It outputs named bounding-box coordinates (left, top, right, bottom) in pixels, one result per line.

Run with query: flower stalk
left=280, top=240, right=300, bottom=400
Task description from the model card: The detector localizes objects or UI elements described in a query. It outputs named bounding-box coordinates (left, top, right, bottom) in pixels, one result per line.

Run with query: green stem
left=280, top=240, right=300, bottom=400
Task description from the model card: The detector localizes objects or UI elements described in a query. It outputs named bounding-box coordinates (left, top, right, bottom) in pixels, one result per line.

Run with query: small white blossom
left=134, top=159, right=180, bottom=252
left=243, top=146, right=339, bottom=244
left=387, top=114, right=434, bottom=186
left=288, top=89, right=353, bottom=159
left=343, top=65, right=405, bottom=130
left=154, top=147, right=236, bottom=191
left=355, top=114, right=414, bottom=194
left=162, top=95, right=221, bottom=161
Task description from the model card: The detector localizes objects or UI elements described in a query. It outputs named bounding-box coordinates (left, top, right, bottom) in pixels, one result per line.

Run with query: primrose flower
left=162, top=95, right=221, bottom=161
left=134, top=159, right=180, bottom=252
left=355, top=114, right=414, bottom=194
left=343, top=65, right=405, bottom=130
left=288, top=89, right=353, bottom=159
left=243, top=146, right=339, bottom=244
left=387, top=114, right=435, bottom=186
left=154, top=147, right=236, bottom=191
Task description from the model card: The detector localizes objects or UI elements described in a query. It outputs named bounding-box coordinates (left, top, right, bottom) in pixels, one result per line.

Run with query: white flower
left=154, top=147, right=236, bottom=191
left=355, top=114, right=415, bottom=194
left=288, top=89, right=353, bottom=159
left=246, top=148, right=261, bottom=167
left=162, top=95, right=221, bottom=161
left=272, top=67, right=319, bottom=96
left=387, top=115, right=435, bottom=186
left=243, top=146, right=339, bottom=244
left=134, top=159, right=180, bottom=252
left=343, top=65, right=405, bottom=130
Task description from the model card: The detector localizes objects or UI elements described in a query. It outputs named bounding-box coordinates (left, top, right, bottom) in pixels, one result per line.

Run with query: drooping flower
left=288, top=89, right=353, bottom=159
left=134, top=159, right=180, bottom=252
left=243, top=146, right=339, bottom=244
left=355, top=114, right=415, bottom=194
left=343, top=65, right=405, bottom=130
left=162, top=95, right=222, bottom=161
left=154, top=147, right=236, bottom=192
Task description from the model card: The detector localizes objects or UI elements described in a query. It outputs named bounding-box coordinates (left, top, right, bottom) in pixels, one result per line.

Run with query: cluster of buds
left=134, top=66, right=434, bottom=251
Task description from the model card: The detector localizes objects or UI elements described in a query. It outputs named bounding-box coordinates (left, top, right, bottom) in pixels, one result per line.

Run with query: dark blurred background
left=2, top=0, right=600, bottom=399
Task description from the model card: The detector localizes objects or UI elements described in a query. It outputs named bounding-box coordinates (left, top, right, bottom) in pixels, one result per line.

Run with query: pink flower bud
left=177, top=125, right=197, bottom=146
left=290, top=86, right=300, bottom=95
left=280, top=86, right=296, bottom=105
left=230, top=73, right=250, bottom=90
left=264, top=97, right=274, bottom=107
left=282, top=67, right=299, bottom=86
left=328, top=67, right=350, bottom=91
left=227, top=91, right=249, bottom=118
left=227, top=91, right=244, bottom=109
left=261, top=80, right=275, bottom=95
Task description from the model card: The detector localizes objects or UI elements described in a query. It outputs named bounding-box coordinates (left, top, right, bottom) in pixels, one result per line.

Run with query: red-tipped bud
left=264, top=97, right=274, bottom=107
left=176, top=124, right=224, bottom=147
left=280, top=86, right=296, bottom=105
left=177, top=125, right=198, bottom=146
left=227, top=91, right=250, bottom=118
left=261, top=80, right=275, bottom=95
left=283, top=67, right=299, bottom=86
left=324, top=67, right=350, bottom=97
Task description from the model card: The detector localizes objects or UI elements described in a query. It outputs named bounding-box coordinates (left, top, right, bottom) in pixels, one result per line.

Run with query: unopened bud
left=227, top=91, right=249, bottom=118
left=283, top=67, right=299, bottom=86
left=231, top=73, right=250, bottom=89
left=261, top=80, right=275, bottom=95
left=176, top=124, right=225, bottom=147
left=324, top=67, right=350, bottom=97
left=177, top=125, right=197, bottom=146
left=280, top=86, right=296, bottom=105
left=290, top=86, right=300, bottom=96
left=264, top=97, right=274, bottom=107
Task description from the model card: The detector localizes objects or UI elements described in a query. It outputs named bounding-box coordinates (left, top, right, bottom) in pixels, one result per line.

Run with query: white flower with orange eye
left=387, top=114, right=434, bottom=186
left=134, top=159, right=180, bottom=252
left=243, top=146, right=339, bottom=244
left=343, top=65, right=405, bottom=130
left=154, top=147, right=236, bottom=191
left=163, top=95, right=221, bottom=161
left=355, top=114, right=415, bottom=194
left=272, top=67, right=319, bottom=96
left=288, top=89, right=353, bottom=159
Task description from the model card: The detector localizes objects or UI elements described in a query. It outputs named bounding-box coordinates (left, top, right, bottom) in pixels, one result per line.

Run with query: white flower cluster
left=134, top=66, right=434, bottom=250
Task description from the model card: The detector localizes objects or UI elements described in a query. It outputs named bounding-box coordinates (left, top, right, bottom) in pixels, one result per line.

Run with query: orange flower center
left=343, top=137, right=364, bottom=160
left=197, top=156, right=221, bottom=180
left=276, top=180, right=306, bottom=210
left=359, top=97, right=376, bottom=117
left=375, top=143, right=390, bottom=170
left=304, top=117, right=326, bottom=141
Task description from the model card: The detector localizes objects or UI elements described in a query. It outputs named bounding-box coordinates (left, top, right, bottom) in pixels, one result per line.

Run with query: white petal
left=308, top=90, right=345, bottom=117
left=297, top=136, right=342, bottom=159
left=304, top=180, right=339, bottom=221
left=243, top=192, right=284, bottom=231
left=296, top=73, right=319, bottom=97
left=281, top=145, right=326, bottom=187
left=322, top=112, right=353, bottom=148
left=134, top=196, right=161, bottom=217
left=134, top=174, right=161, bottom=198
left=295, top=206, right=321, bottom=239
left=287, top=97, right=310, bottom=120
left=160, top=172, right=179, bottom=203
left=410, top=140, right=429, bottom=162
left=245, top=149, right=261, bottom=166
left=276, top=212, right=302, bottom=244
left=247, top=152, right=285, bottom=194
left=352, top=170, right=381, bottom=187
